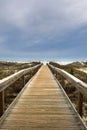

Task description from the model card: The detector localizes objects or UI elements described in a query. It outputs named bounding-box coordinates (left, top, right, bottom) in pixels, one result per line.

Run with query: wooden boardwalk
left=0, top=65, right=86, bottom=130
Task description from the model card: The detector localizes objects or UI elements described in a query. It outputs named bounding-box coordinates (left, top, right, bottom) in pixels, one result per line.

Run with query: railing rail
left=48, top=64, right=87, bottom=117
left=0, top=64, right=41, bottom=92
left=0, top=64, right=42, bottom=116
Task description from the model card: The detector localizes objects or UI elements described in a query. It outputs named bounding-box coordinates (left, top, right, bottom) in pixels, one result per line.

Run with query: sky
left=0, top=0, right=87, bottom=62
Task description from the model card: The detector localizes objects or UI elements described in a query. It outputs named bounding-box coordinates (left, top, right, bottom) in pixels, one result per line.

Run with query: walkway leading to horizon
left=0, top=65, right=86, bottom=130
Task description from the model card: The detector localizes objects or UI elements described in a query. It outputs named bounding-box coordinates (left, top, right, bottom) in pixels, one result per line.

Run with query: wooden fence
left=0, top=64, right=42, bottom=116
left=48, top=64, right=87, bottom=117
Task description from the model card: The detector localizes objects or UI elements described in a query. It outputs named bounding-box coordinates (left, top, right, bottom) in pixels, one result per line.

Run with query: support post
left=56, top=71, right=58, bottom=79
left=0, top=91, right=4, bottom=117
left=30, top=70, right=32, bottom=78
left=78, top=92, right=83, bottom=117
left=23, top=75, right=25, bottom=86
left=61, top=76, right=65, bottom=88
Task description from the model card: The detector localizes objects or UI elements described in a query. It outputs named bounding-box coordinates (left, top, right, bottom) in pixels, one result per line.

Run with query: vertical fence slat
left=23, top=75, right=25, bottom=86
left=78, top=92, right=83, bottom=117
left=61, top=76, right=65, bottom=88
left=0, top=91, right=4, bottom=116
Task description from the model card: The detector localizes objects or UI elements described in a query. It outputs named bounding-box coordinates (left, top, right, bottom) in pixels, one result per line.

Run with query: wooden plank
left=0, top=65, right=86, bottom=130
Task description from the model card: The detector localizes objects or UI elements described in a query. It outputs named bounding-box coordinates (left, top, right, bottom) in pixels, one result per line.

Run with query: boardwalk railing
left=48, top=64, right=87, bottom=117
left=0, top=64, right=42, bottom=116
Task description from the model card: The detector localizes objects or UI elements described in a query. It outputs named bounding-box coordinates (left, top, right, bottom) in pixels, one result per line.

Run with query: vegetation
left=69, top=68, right=74, bottom=75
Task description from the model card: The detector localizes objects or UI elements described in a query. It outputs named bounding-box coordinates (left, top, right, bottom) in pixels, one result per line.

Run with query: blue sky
left=0, top=0, right=87, bottom=62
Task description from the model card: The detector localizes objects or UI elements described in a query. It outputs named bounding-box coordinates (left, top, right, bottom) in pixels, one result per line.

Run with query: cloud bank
left=0, top=0, right=87, bottom=61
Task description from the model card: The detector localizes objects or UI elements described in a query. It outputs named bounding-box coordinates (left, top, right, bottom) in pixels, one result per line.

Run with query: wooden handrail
left=0, top=64, right=41, bottom=92
left=48, top=64, right=87, bottom=117
left=48, top=64, right=87, bottom=97
left=0, top=64, right=42, bottom=116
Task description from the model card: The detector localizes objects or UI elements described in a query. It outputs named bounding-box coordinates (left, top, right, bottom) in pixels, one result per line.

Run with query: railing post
left=56, top=71, right=58, bottom=79
left=30, top=70, right=32, bottom=78
left=78, top=92, right=83, bottom=117
left=23, top=75, right=25, bottom=86
left=0, top=91, right=4, bottom=116
left=61, top=76, right=65, bottom=88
